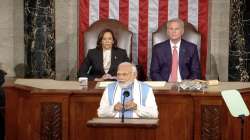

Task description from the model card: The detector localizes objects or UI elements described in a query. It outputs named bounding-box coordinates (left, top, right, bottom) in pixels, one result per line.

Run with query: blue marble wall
left=24, top=0, right=55, bottom=78
left=229, top=0, right=250, bottom=81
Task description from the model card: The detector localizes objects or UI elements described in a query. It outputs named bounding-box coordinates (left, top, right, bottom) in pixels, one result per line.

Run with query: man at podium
left=97, top=62, right=158, bottom=118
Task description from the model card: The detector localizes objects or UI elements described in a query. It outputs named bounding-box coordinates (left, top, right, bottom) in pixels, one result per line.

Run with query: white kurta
left=97, top=79, right=159, bottom=118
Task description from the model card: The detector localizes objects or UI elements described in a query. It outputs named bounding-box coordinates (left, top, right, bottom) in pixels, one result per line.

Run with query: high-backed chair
left=83, top=19, right=147, bottom=80
left=152, top=21, right=201, bottom=58
left=84, top=19, right=132, bottom=58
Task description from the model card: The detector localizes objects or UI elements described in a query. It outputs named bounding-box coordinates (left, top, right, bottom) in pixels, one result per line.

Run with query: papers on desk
left=193, top=79, right=219, bottom=86
left=144, top=81, right=166, bottom=88
left=96, top=81, right=167, bottom=89
left=96, top=81, right=115, bottom=88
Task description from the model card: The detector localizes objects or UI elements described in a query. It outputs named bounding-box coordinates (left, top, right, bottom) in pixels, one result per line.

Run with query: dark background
left=244, top=0, right=250, bottom=77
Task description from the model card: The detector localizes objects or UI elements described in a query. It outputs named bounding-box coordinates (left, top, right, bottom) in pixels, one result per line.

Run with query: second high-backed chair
left=152, top=21, right=201, bottom=58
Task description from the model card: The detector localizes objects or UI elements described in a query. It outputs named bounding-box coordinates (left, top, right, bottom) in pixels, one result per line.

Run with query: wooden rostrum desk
left=4, top=79, right=250, bottom=140
left=86, top=118, right=158, bottom=140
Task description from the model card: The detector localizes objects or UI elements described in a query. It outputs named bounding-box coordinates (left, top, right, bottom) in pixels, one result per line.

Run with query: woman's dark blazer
left=79, top=47, right=129, bottom=80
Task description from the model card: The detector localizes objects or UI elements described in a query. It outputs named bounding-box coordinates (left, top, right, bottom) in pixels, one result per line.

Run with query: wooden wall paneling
left=243, top=93, right=250, bottom=140
left=5, top=86, right=30, bottom=140
left=70, top=94, right=101, bottom=140
left=156, top=93, right=194, bottom=140
left=193, top=96, right=223, bottom=140
left=31, top=92, right=70, bottom=140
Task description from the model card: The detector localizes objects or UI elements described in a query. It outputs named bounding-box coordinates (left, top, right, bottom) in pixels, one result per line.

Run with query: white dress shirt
left=103, top=49, right=111, bottom=73
left=97, top=79, right=159, bottom=118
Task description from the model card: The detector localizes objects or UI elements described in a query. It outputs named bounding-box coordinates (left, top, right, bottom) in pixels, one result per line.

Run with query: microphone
left=121, top=91, right=130, bottom=122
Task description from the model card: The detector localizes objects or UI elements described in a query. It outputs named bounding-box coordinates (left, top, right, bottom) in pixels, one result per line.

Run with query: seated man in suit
left=79, top=29, right=129, bottom=81
left=150, top=18, right=201, bottom=82
left=97, top=62, right=158, bottom=118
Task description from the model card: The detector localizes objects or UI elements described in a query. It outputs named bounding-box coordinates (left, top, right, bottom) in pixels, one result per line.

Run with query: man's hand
left=114, top=102, right=123, bottom=112
left=125, top=100, right=137, bottom=110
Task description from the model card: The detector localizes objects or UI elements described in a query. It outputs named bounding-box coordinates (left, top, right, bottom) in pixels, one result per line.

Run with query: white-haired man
left=150, top=18, right=201, bottom=82
left=97, top=62, right=158, bottom=118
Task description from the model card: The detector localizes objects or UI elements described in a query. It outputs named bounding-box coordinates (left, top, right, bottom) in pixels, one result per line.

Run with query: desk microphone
left=121, top=91, right=130, bottom=123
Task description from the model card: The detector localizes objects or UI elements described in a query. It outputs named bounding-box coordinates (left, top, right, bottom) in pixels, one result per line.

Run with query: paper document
left=96, top=81, right=114, bottom=88
left=144, top=81, right=166, bottom=88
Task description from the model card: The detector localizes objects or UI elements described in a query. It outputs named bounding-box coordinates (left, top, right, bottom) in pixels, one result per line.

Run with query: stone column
left=229, top=0, right=249, bottom=81
left=55, top=0, right=78, bottom=80
left=24, top=0, right=56, bottom=78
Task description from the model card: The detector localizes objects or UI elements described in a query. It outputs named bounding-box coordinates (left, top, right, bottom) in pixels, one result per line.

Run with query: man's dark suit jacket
left=150, top=39, right=201, bottom=81
left=79, top=47, right=129, bottom=80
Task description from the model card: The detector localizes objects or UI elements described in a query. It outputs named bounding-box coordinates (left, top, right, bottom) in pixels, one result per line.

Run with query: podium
left=86, top=118, right=159, bottom=140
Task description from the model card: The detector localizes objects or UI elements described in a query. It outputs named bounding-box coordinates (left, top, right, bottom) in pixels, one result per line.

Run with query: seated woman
left=79, top=29, right=129, bottom=81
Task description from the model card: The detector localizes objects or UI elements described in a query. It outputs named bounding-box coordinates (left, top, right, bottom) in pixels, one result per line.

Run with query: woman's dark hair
left=96, top=29, right=118, bottom=49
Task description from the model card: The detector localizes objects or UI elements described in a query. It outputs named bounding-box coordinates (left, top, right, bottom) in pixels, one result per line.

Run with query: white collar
left=103, top=49, right=111, bottom=53
left=170, top=40, right=181, bottom=49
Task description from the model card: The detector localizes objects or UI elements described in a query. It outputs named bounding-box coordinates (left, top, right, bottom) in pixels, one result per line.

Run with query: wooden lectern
left=86, top=118, right=159, bottom=140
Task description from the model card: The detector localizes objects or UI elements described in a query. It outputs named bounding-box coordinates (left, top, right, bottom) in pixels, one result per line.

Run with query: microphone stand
left=121, top=97, right=126, bottom=123
left=239, top=114, right=245, bottom=140
left=121, top=91, right=130, bottom=123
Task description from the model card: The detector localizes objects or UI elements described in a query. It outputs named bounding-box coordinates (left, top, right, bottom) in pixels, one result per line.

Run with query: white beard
left=118, top=80, right=133, bottom=88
